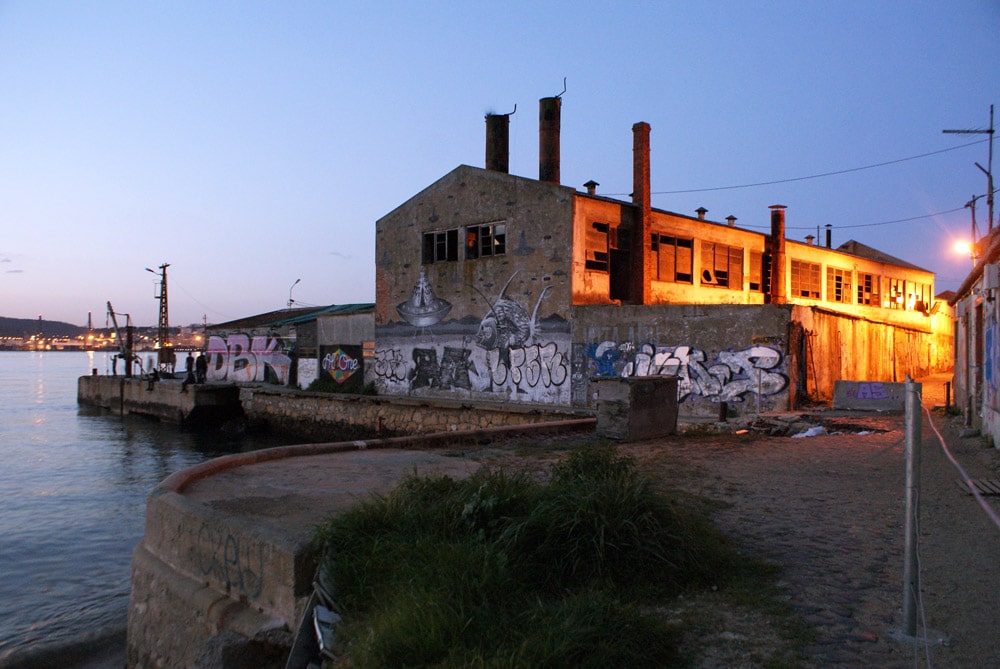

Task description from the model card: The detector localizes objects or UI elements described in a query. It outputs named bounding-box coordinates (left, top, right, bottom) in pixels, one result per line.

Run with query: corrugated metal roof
left=209, top=304, right=374, bottom=330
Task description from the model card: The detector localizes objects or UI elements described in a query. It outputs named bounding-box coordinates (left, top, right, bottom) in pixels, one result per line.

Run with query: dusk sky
left=1, top=2, right=997, bottom=327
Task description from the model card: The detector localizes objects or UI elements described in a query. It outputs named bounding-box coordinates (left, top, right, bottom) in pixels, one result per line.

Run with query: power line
left=651, top=138, right=988, bottom=194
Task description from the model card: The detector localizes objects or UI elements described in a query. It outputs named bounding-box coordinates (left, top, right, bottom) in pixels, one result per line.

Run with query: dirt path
left=610, top=383, right=1000, bottom=667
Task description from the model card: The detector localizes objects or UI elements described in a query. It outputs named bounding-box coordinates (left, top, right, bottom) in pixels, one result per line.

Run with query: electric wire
left=923, top=404, right=1000, bottom=532
left=651, top=138, right=988, bottom=195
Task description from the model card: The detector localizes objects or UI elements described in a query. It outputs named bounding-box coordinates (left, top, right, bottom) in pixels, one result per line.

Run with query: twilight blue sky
left=1, top=1, right=997, bottom=326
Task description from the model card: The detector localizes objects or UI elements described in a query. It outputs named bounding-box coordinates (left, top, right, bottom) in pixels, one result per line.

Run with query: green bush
left=313, top=444, right=748, bottom=667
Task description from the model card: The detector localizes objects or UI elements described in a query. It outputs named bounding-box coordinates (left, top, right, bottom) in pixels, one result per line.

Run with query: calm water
left=0, top=351, right=291, bottom=663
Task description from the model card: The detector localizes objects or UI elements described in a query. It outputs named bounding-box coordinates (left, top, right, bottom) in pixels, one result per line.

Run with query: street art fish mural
left=396, top=268, right=452, bottom=327
left=476, top=271, right=551, bottom=356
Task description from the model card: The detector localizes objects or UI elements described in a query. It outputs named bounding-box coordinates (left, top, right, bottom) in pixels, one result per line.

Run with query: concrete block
left=832, top=380, right=914, bottom=411
left=595, top=376, right=678, bottom=440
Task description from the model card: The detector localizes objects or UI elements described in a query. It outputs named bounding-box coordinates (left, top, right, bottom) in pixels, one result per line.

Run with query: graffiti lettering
left=589, top=341, right=787, bottom=404
left=373, top=348, right=409, bottom=383
left=487, top=342, right=568, bottom=389
left=195, top=524, right=264, bottom=600
left=206, top=334, right=292, bottom=384
left=846, top=382, right=889, bottom=400
left=321, top=347, right=361, bottom=384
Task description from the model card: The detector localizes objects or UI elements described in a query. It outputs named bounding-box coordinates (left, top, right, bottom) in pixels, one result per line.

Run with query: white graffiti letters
left=604, top=341, right=787, bottom=403
left=487, top=342, right=567, bottom=389
left=206, top=334, right=292, bottom=384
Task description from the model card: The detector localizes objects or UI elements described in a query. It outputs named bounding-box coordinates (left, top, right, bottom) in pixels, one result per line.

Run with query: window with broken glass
left=651, top=234, right=693, bottom=283
left=790, top=260, right=821, bottom=299
left=465, top=222, right=506, bottom=259
left=422, top=229, right=459, bottom=264
left=826, top=267, right=853, bottom=304
left=701, top=241, right=743, bottom=288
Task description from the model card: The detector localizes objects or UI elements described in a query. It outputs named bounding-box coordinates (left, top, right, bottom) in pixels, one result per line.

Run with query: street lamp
left=288, top=278, right=301, bottom=307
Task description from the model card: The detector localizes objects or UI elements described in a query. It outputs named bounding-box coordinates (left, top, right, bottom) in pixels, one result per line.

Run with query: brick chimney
left=766, top=205, right=787, bottom=304
left=539, top=97, right=561, bottom=183
left=485, top=112, right=510, bottom=173
left=631, top=122, right=652, bottom=304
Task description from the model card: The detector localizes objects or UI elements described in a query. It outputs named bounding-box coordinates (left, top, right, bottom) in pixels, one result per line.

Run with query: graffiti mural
left=206, top=333, right=292, bottom=385
left=319, top=345, right=364, bottom=391
left=586, top=341, right=787, bottom=404
left=376, top=271, right=570, bottom=404
left=986, top=323, right=998, bottom=406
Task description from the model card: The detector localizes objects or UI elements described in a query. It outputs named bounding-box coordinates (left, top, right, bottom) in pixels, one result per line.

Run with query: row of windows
left=587, top=222, right=931, bottom=310
left=422, top=223, right=507, bottom=264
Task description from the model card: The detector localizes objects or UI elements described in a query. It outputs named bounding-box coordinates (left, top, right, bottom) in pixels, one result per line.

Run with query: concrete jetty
left=125, top=419, right=595, bottom=667
left=77, top=375, right=241, bottom=424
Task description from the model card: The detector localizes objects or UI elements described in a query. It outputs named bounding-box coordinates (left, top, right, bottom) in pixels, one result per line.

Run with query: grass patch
left=314, top=444, right=794, bottom=667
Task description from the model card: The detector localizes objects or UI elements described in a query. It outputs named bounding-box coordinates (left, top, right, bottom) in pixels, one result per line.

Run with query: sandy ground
left=46, top=374, right=1000, bottom=668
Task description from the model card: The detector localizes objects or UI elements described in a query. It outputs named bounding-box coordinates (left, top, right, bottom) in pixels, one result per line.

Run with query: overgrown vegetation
left=313, top=444, right=793, bottom=667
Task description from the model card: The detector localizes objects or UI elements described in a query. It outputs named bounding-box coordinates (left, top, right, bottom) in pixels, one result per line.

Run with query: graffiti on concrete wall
left=376, top=271, right=569, bottom=403
left=586, top=341, right=787, bottom=403
left=206, top=333, right=292, bottom=385
left=320, top=345, right=364, bottom=391
left=195, top=523, right=263, bottom=601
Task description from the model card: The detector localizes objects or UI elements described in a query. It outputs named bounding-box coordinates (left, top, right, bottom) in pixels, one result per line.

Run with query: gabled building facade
left=373, top=99, right=952, bottom=417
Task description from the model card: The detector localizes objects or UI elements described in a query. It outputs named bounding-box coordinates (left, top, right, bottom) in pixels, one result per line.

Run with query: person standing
left=195, top=352, right=208, bottom=384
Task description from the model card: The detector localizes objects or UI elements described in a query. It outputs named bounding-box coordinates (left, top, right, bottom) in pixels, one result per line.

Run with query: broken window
left=465, top=222, right=506, bottom=259
left=652, top=234, right=693, bottom=283
left=701, top=242, right=743, bottom=288
left=887, top=277, right=905, bottom=309
left=749, top=251, right=763, bottom=291
left=422, top=229, right=459, bottom=264
left=585, top=222, right=610, bottom=272
left=790, top=260, right=821, bottom=299
left=857, top=272, right=880, bottom=306
left=826, top=267, right=853, bottom=304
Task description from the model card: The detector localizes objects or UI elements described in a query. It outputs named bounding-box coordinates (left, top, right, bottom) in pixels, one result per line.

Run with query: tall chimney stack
left=766, top=205, right=787, bottom=304
left=631, top=122, right=652, bottom=304
left=825, top=223, right=832, bottom=249
left=539, top=97, right=561, bottom=183
left=485, top=113, right=510, bottom=173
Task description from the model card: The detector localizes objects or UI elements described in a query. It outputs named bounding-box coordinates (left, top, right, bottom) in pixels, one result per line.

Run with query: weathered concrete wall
left=793, top=305, right=952, bottom=401
left=239, top=386, right=591, bottom=442
left=127, top=421, right=595, bottom=668
left=595, top=376, right=678, bottom=440
left=573, top=304, right=794, bottom=417
left=78, top=376, right=242, bottom=424
left=374, top=165, right=575, bottom=406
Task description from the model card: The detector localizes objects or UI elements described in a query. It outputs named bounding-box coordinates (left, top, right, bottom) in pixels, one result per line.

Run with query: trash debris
left=791, top=426, right=828, bottom=438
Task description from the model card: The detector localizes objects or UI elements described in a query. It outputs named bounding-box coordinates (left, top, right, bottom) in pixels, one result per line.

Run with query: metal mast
left=944, top=104, right=995, bottom=233
left=146, top=263, right=172, bottom=371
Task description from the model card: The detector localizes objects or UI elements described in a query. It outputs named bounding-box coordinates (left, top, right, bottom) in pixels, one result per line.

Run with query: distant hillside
left=0, top=316, right=85, bottom=338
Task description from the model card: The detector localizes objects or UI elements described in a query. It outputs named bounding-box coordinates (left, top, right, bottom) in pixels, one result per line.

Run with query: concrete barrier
left=126, top=419, right=595, bottom=668
left=77, top=376, right=241, bottom=424
left=832, top=380, right=907, bottom=411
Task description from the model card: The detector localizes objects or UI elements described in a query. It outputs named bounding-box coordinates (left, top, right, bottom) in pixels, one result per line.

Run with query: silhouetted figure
left=195, top=352, right=208, bottom=384
left=181, top=353, right=196, bottom=392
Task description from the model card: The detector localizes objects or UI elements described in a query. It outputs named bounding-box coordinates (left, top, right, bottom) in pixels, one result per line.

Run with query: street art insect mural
left=585, top=341, right=788, bottom=404
left=374, top=270, right=570, bottom=404
left=475, top=272, right=551, bottom=356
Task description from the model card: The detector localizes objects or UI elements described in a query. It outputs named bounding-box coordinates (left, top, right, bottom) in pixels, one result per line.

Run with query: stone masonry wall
left=240, top=386, right=592, bottom=442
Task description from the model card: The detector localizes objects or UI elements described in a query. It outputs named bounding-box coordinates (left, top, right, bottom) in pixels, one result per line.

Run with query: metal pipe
left=901, top=376, right=922, bottom=637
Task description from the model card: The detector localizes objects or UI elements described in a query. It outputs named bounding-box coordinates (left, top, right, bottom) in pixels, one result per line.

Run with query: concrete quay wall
left=77, top=376, right=241, bottom=424
left=239, top=386, right=593, bottom=441
left=127, top=420, right=596, bottom=668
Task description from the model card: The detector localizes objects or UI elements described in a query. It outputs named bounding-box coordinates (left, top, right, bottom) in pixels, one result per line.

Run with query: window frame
left=652, top=234, right=694, bottom=283
left=790, top=259, right=821, bottom=299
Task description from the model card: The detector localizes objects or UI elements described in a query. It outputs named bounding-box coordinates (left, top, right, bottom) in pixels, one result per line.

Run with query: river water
left=0, top=351, right=292, bottom=664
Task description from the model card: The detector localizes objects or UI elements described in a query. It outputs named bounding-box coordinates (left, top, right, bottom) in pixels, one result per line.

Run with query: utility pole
left=944, top=105, right=995, bottom=232
left=146, top=263, right=173, bottom=372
